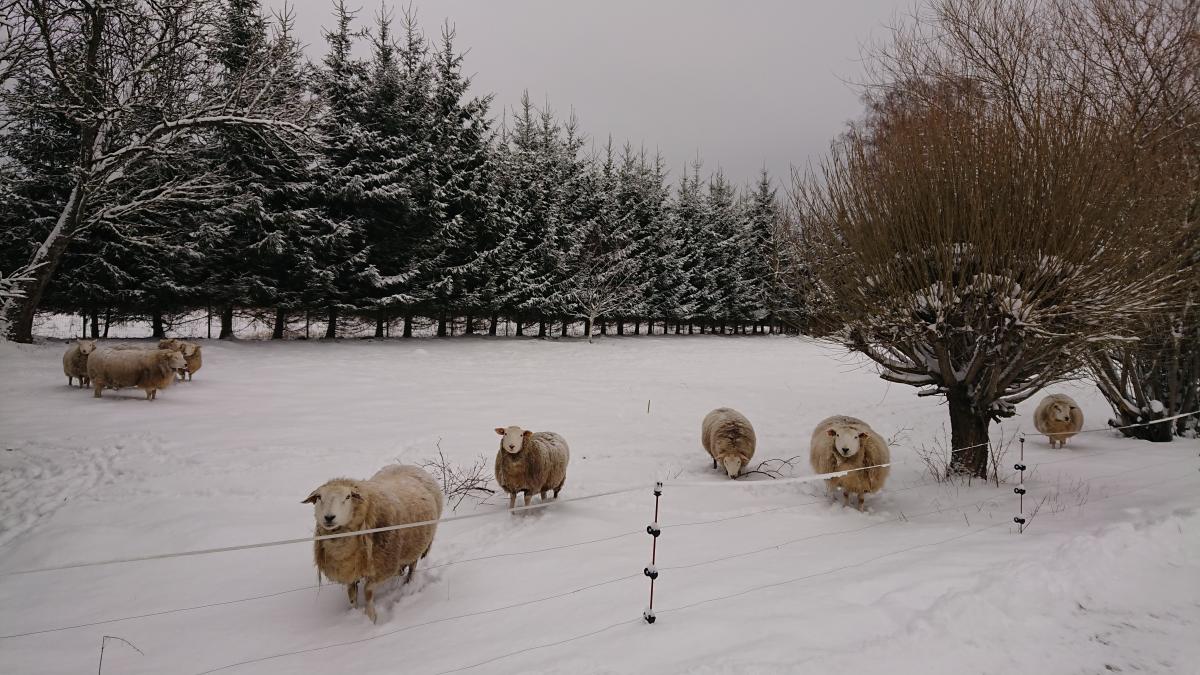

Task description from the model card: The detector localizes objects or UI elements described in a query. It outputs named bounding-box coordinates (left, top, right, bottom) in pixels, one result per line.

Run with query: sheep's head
left=495, top=426, right=531, bottom=454
left=158, top=338, right=178, bottom=350
left=302, top=482, right=364, bottom=531
left=1048, top=400, right=1076, bottom=423
left=77, top=340, right=96, bottom=355
left=182, top=343, right=198, bottom=357
left=827, top=426, right=868, bottom=460
left=160, top=350, right=187, bottom=369
left=721, top=455, right=743, bottom=479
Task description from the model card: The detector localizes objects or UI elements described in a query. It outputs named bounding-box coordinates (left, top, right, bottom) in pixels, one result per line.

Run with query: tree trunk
left=90, top=310, right=99, bottom=339
left=599, top=319, right=607, bottom=335
left=103, top=308, right=111, bottom=338
left=538, top=321, right=547, bottom=337
left=207, top=306, right=213, bottom=339
left=616, top=319, right=624, bottom=336
left=947, top=388, right=991, bottom=478
left=403, top=313, right=413, bottom=338
left=688, top=323, right=694, bottom=335
left=272, top=307, right=287, bottom=339
left=219, top=306, right=235, bottom=340
left=374, top=308, right=385, bottom=338
left=488, top=313, right=498, bottom=336
left=2, top=183, right=85, bottom=343
left=633, top=320, right=640, bottom=335
left=151, top=310, right=165, bottom=338
left=437, top=314, right=448, bottom=337
left=324, top=306, right=337, bottom=339
left=561, top=317, right=570, bottom=337
left=583, top=317, right=592, bottom=336
left=516, top=319, right=524, bottom=336
left=304, top=310, right=310, bottom=339
left=463, top=314, right=474, bottom=335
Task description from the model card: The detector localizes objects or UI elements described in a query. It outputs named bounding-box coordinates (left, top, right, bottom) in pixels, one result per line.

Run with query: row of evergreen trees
left=0, top=1, right=800, bottom=340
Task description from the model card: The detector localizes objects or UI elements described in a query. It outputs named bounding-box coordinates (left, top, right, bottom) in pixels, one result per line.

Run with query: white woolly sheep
left=158, top=338, right=202, bottom=381
left=701, top=407, right=756, bottom=478
left=303, top=464, right=444, bottom=623
left=493, top=426, right=570, bottom=509
left=87, top=348, right=186, bottom=400
left=1033, top=393, right=1083, bottom=449
left=62, top=340, right=96, bottom=388
left=809, top=415, right=891, bottom=511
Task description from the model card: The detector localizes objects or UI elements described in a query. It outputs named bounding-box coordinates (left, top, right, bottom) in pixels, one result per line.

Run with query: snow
left=1, top=336, right=1197, bottom=674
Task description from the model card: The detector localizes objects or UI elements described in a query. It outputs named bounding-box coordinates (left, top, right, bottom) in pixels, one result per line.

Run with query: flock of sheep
left=300, top=397, right=1082, bottom=623
left=62, top=338, right=202, bottom=399
left=55, top=337, right=1086, bottom=624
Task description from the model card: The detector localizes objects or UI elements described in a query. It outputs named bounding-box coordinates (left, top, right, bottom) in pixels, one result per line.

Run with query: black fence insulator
left=644, top=565, right=658, bottom=580
left=653, top=481, right=663, bottom=497
left=1014, top=463, right=1027, bottom=471
left=1013, top=487, right=1026, bottom=495
left=643, top=609, right=656, bottom=624
left=646, top=524, right=661, bottom=537
left=1013, top=516, right=1026, bottom=525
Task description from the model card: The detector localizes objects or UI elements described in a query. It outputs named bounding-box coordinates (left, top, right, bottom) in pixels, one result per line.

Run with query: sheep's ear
left=302, top=490, right=320, bottom=504
left=350, top=490, right=364, bottom=502
left=522, top=430, right=532, bottom=439
left=494, top=427, right=506, bottom=436
left=858, top=432, right=868, bottom=439
left=826, top=429, right=837, bottom=437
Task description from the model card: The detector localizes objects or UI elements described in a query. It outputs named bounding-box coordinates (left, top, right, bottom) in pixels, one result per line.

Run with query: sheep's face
left=827, top=426, right=868, bottom=460
left=495, top=426, right=531, bottom=455
left=1049, top=401, right=1075, bottom=423
left=181, top=343, right=198, bottom=357
left=161, top=351, right=187, bottom=369
left=77, top=340, right=96, bottom=355
left=721, top=455, right=743, bottom=479
left=303, top=483, right=363, bottom=531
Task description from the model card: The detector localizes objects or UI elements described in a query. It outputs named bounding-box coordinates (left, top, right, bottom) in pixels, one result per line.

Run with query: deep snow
left=0, top=336, right=1197, bottom=675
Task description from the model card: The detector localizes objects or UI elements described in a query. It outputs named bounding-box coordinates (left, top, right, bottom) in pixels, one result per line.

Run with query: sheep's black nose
left=324, top=515, right=335, bottom=524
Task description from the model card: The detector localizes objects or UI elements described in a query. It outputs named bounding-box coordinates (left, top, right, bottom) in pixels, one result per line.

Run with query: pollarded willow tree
left=794, top=83, right=1180, bottom=476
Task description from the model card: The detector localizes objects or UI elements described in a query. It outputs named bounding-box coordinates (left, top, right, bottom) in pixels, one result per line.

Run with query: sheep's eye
left=344, top=495, right=351, bottom=501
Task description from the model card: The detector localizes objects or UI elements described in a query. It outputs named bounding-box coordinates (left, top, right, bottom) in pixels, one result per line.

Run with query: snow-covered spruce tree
left=742, top=168, right=790, bottom=333
left=562, top=139, right=641, bottom=341
left=794, top=86, right=1178, bottom=477
left=0, top=0, right=311, bottom=343
left=616, top=146, right=671, bottom=334
left=701, top=169, right=756, bottom=333
left=495, top=95, right=587, bottom=336
left=418, top=24, right=505, bottom=335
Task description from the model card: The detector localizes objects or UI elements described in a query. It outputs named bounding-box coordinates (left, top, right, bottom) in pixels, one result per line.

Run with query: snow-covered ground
left=0, top=336, right=1197, bottom=675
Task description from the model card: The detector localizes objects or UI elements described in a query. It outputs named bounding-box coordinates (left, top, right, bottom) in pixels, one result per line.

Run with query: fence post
left=1013, top=435, right=1027, bottom=533
left=643, top=481, right=663, bottom=624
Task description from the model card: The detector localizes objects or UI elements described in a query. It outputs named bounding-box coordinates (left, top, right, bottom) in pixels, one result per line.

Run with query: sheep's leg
left=712, top=458, right=717, bottom=469
left=347, top=580, right=358, bottom=607
left=67, top=376, right=72, bottom=387
left=842, top=490, right=850, bottom=507
left=363, top=581, right=378, bottom=623
left=93, top=382, right=102, bottom=398
left=507, top=492, right=516, bottom=510
left=522, top=492, right=533, bottom=507
left=539, top=489, right=549, bottom=502
left=857, top=493, right=865, bottom=511
left=553, top=482, right=564, bottom=498
left=405, top=559, right=418, bottom=583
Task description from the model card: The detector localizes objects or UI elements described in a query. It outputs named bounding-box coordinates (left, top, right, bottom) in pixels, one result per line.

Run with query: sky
left=267, top=0, right=914, bottom=189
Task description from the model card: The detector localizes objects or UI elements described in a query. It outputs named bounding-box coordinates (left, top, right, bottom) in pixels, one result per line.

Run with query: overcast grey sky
left=267, top=0, right=912, bottom=188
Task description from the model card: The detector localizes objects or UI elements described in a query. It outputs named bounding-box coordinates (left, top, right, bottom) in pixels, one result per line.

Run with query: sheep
left=493, top=426, right=570, bottom=510
left=303, top=464, right=443, bottom=623
left=87, top=348, right=186, bottom=400
left=62, top=340, right=96, bottom=388
left=158, top=338, right=202, bottom=381
left=701, top=407, right=756, bottom=479
left=1033, top=393, right=1083, bottom=449
left=809, top=415, right=891, bottom=511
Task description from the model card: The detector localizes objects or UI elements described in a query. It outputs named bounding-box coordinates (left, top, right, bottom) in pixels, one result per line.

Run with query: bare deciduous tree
left=793, top=2, right=1185, bottom=474
left=0, top=0, right=312, bottom=342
